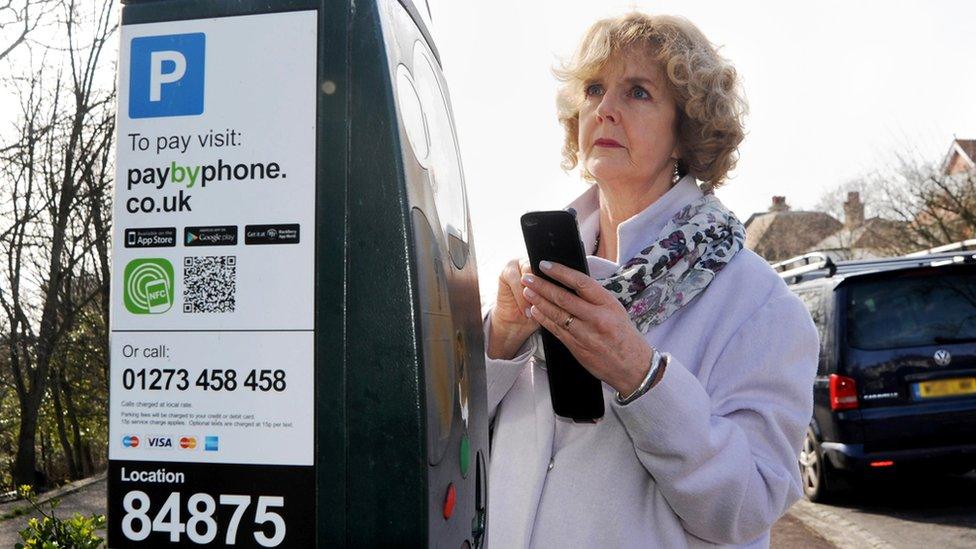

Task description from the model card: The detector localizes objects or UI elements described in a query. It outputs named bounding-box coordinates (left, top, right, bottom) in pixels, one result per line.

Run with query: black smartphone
left=521, top=210, right=604, bottom=422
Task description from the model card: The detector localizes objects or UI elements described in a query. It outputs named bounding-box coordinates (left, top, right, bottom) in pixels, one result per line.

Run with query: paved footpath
left=0, top=474, right=834, bottom=547
left=788, top=471, right=976, bottom=549
left=0, top=474, right=107, bottom=546
left=772, top=510, right=837, bottom=548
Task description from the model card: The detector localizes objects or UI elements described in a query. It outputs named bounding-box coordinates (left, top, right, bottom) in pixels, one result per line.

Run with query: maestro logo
left=129, top=32, right=205, bottom=119
left=122, top=435, right=140, bottom=448
left=123, top=258, right=174, bottom=314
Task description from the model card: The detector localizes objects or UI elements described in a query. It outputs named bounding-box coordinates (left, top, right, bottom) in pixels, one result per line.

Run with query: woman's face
left=578, top=49, right=680, bottom=188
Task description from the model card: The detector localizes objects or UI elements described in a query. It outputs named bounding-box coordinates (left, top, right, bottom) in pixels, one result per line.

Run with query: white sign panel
left=108, top=10, right=317, bottom=547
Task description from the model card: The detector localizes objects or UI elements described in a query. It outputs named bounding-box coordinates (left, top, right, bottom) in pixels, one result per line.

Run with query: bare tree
left=812, top=179, right=884, bottom=260
left=0, top=0, right=115, bottom=486
left=816, top=148, right=975, bottom=258
left=876, top=153, right=976, bottom=250
left=815, top=177, right=885, bottom=223
left=0, top=0, right=57, bottom=63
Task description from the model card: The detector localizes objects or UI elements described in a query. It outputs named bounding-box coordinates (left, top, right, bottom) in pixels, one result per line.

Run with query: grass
left=0, top=504, right=30, bottom=522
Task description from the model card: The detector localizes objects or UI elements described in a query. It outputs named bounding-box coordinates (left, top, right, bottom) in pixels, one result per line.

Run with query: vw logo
left=934, top=349, right=952, bottom=366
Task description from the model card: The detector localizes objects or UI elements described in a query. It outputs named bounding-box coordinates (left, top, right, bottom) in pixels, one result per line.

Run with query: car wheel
left=799, top=426, right=841, bottom=503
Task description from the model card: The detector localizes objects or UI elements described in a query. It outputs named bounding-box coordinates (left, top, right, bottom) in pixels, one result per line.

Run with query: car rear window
left=846, top=269, right=976, bottom=350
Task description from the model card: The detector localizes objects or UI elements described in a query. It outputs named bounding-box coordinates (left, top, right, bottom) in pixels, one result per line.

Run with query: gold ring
left=563, top=314, right=575, bottom=329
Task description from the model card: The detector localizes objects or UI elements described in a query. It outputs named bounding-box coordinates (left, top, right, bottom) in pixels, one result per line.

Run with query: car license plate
left=913, top=377, right=976, bottom=399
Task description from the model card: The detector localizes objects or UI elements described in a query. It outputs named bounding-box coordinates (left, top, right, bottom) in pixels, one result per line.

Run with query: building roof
left=744, top=210, right=843, bottom=263
left=941, top=138, right=976, bottom=175
left=811, top=216, right=907, bottom=254
left=958, top=139, right=976, bottom=163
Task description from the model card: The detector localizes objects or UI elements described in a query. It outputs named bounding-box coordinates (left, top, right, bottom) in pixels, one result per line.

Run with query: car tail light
left=830, top=374, right=859, bottom=410
left=870, top=461, right=894, bottom=467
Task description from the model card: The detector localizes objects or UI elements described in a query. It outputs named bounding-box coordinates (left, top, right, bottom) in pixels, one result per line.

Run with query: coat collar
left=563, top=174, right=704, bottom=279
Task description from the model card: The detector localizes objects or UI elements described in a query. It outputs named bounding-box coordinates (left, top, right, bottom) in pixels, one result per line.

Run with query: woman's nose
left=596, top=95, right=619, bottom=124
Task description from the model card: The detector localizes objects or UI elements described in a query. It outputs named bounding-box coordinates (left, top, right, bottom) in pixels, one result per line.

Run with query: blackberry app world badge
left=108, top=11, right=316, bottom=547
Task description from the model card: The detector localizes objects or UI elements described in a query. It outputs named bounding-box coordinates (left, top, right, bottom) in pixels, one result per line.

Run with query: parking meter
left=108, top=0, right=489, bottom=546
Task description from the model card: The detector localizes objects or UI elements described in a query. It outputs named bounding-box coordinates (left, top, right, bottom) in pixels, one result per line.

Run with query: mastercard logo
left=179, top=436, right=197, bottom=449
left=122, top=435, right=140, bottom=448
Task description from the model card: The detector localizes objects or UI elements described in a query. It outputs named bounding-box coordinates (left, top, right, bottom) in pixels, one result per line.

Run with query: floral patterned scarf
left=597, top=192, right=746, bottom=333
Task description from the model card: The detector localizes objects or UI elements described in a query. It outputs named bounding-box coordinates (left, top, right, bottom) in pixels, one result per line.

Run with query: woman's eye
left=584, top=83, right=604, bottom=97
left=630, top=86, right=651, bottom=100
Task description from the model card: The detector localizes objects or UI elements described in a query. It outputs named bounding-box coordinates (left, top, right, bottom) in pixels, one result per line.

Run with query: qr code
left=183, top=256, right=236, bottom=313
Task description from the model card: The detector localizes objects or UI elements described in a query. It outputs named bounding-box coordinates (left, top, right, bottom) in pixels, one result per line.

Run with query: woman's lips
left=594, top=138, right=623, bottom=148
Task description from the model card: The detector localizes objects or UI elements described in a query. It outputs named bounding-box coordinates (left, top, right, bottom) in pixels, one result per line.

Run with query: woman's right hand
left=487, top=258, right=540, bottom=360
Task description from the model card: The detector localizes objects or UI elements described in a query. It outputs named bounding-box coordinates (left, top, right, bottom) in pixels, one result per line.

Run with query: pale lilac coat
left=483, top=175, right=819, bottom=548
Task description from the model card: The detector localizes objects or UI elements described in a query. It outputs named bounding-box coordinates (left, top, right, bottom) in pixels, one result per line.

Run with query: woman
left=483, top=12, right=819, bottom=548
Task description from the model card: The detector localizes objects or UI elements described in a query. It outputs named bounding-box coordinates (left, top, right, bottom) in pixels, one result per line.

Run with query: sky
left=424, top=0, right=976, bottom=302
left=2, top=1, right=975, bottom=307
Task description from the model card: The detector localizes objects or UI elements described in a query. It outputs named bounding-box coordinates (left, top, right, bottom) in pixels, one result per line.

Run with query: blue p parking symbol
left=129, top=33, right=205, bottom=119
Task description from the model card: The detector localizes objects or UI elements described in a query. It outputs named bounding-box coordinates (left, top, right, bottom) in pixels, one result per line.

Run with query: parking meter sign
left=129, top=33, right=206, bottom=119
left=110, top=10, right=316, bottom=548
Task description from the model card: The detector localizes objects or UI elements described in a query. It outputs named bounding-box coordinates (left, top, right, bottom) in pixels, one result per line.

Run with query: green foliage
left=14, top=485, right=105, bottom=549
left=0, top=294, right=110, bottom=489
left=1, top=0, right=115, bottom=490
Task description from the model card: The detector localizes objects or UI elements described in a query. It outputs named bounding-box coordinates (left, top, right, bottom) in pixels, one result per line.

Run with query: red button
left=443, top=484, right=456, bottom=519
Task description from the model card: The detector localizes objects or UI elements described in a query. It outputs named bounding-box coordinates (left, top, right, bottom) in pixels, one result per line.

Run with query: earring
left=671, top=159, right=681, bottom=185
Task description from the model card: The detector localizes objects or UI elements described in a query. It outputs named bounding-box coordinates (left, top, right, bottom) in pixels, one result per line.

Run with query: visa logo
left=129, top=33, right=205, bottom=119
left=147, top=436, right=174, bottom=448
left=122, top=435, right=140, bottom=448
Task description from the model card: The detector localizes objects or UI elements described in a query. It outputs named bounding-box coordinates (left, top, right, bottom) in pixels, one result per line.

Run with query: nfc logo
left=129, top=33, right=205, bottom=119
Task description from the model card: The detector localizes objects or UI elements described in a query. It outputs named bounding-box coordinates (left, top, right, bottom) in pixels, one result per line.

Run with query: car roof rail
left=903, top=238, right=976, bottom=257
left=772, top=246, right=976, bottom=286
left=772, top=252, right=837, bottom=283
left=823, top=250, right=976, bottom=282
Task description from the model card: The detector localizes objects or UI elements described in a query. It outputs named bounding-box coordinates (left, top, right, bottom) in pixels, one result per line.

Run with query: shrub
left=14, top=485, right=105, bottom=549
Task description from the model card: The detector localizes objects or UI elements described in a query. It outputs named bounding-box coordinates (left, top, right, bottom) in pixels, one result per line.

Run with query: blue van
left=776, top=246, right=976, bottom=502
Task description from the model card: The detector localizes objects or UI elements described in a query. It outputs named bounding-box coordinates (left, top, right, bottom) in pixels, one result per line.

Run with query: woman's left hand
left=521, top=260, right=653, bottom=396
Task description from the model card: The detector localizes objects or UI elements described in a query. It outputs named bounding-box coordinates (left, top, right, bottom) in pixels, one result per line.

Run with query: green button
left=459, top=434, right=470, bottom=477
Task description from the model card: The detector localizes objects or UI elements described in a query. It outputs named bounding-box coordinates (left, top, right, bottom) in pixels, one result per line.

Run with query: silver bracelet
left=615, top=348, right=669, bottom=406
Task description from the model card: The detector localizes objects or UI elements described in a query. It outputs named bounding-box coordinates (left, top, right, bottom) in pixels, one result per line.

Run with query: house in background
left=747, top=137, right=975, bottom=264
left=917, top=137, right=976, bottom=242
left=743, top=196, right=841, bottom=262
left=744, top=193, right=906, bottom=263
left=807, top=192, right=907, bottom=260
left=942, top=138, right=976, bottom=175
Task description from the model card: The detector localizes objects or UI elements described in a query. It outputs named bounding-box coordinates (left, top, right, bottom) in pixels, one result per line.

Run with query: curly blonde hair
left=554, top=12, right=747, bottom=190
